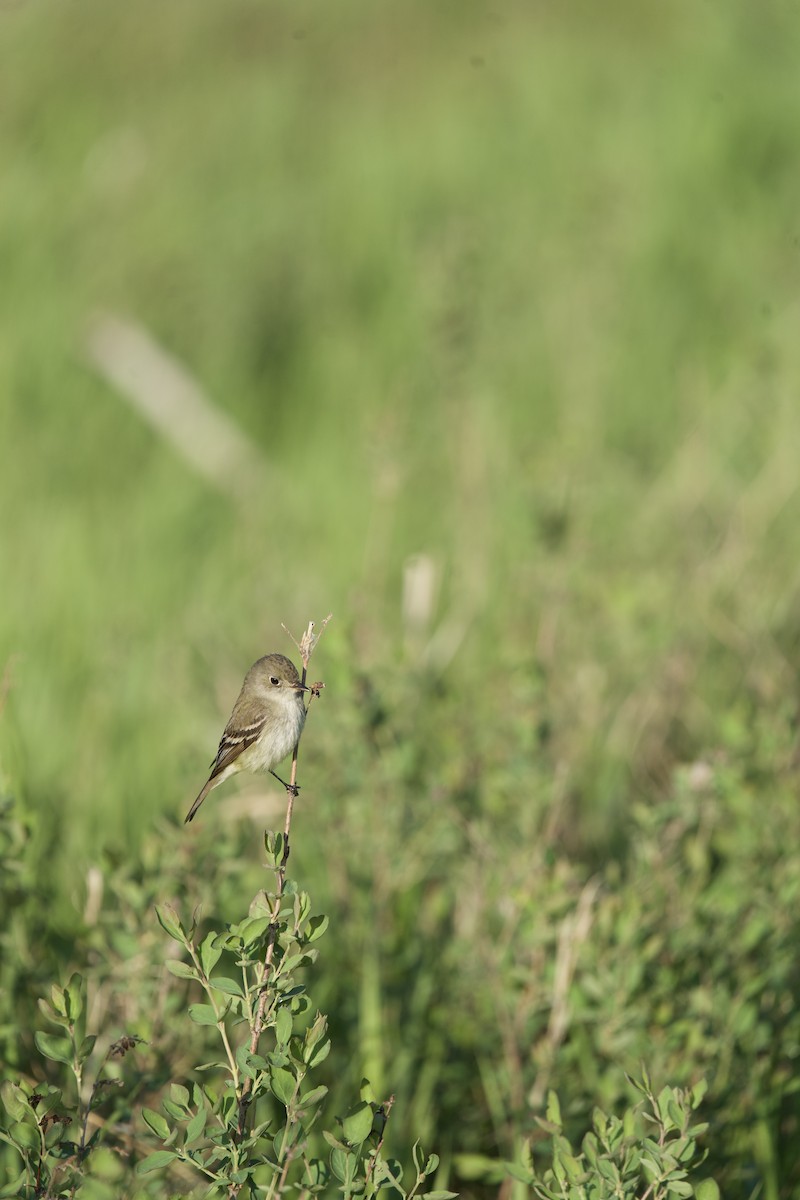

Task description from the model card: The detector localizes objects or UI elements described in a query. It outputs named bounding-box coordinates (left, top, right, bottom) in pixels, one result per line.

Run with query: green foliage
left=0, top=805, right=444, bottom=1197
left=507, top=1076, right=715, bottom=1200
left=137, top=852, right=446, bottom=1197
left=0, top=972, right=141, bottom=1198
left=3, top=714, right=799, bottom=1196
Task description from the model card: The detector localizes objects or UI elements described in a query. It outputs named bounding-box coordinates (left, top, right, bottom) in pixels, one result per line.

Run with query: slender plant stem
left=228, top=617, right=330, bottom=1198
left=232, top=738, right=300, bottom=1145
left=364, top=1095, right=395, bottom=1187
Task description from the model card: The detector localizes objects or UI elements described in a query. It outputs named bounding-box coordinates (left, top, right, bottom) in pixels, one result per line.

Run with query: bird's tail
left=184, top=776, right=217, bottom=824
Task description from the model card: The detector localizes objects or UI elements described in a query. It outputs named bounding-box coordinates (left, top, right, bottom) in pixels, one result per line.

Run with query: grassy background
left=2, top=0, right=800, bottom=1195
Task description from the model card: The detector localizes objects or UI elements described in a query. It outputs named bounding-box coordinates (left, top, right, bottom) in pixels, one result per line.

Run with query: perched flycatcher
left=185, top=653, right=308, bottom=824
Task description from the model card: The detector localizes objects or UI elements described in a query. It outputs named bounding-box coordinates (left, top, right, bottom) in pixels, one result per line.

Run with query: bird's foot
left=270, top=770, right=300, bottom=797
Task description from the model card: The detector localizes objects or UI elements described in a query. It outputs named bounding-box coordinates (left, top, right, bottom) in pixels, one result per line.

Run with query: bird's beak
left=292, top=681, right=310, bottom=692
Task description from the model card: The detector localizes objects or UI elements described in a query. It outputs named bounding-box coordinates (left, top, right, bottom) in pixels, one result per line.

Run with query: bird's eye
left=270, top=676, right=280, bottom=686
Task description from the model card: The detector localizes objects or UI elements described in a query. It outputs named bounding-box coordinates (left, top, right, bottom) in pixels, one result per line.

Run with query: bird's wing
left=209, top=715, right=266, bottom=779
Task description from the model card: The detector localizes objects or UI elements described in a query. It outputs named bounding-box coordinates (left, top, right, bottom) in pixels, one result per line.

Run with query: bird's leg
left=270, top=770, right=300, bottom=797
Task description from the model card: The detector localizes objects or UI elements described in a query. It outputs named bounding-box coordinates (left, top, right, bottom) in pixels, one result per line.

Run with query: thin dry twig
left=282, top=613, right=333, bottom=670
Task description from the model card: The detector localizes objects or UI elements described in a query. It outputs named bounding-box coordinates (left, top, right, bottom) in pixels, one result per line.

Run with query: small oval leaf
left=342, top=1100, right=374, bottom=1147
left=136, top=1149, right=178, bottom=1174
left=185, top=1107, right=208, bottom=1145
left=270, top=1066, right=297, bottom=1105
left=210, top=976, right=244, bottom=997
left=142, top=1108, right=170, bottom=1141
left=188, top=1004, right=219, bottom=1027
left=165, top=960, right=198, bottom=981
left=154, top=905, right=184, bottom=942
left=34, top=1032, right=73, bottom=1066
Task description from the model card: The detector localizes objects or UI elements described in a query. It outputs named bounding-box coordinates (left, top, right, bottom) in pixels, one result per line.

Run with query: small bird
left=185, top=653, right=308, bottom=824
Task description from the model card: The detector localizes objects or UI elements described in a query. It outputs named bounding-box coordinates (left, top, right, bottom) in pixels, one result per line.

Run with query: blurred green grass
left=3, top=0, right=800, bottom=1192
left=1, top=0, right=800, bottom=862
left=2, top=0, right=798, bottom=856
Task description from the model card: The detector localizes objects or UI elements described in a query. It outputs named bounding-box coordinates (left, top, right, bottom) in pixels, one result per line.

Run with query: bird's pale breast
left=240, top=697, right=306, bottom=772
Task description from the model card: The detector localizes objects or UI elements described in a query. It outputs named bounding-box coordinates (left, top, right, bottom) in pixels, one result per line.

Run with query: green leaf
left=639, top=1156, right=661, bottom=1180
left=200, top=932, right=222, bottom=978
left=0, top=1169, right=29, bottom=1198
left=249, top=889, right=274, bottom=918
left=504, top=1163, right=535, bottom=1185
left=142, top=1108, right=171, bottom=1140
left=306, top=913, right=329, bottom=942
left=534, top=1117, right=561, bottom=1137
left=0, top=1081, right=29, bottom=1123
left=188, top=1003, right=219, bottom=1026
left=657, top=1087, right=673, bottom=1124
left=691, top=1080, right=709, bottom=1109
left=136, top=1149, right=179, bottom=1174
left=165, top=960, right=199, bottom=980
left=37, top=998, right=68, bottom=1031
left=36, top=1088, right=64, bottom=1118
left=668, top=1098, right=686, bottom=1130
left=8, top=1121, right=39, bottom=1151
left=240, top=916, right=273, bottom=946
left=170, top=1084, right=191, bottom=1110
left=44, top=1120, right=69, bottom=1149
left=270, top=1066, right=297, bottom=1105
left=342, top=1100, right=374, bottom=1147
left=265, top=831, right=284, bottom=866
left=546, top=1091, right=562, bottom=1127
left=425, top=1153, right=440, bottom=1174
left=155, top=904, right=185, bottom=942
left=598, top=1157, right=621, bottom=1183
left=695, top=1181, right=720, bottom=1200
left=323, top=1130, right=348, bottom=1152
left=304, top=1158, right=329, bottom=1189
left=309, top=1039, right=331, bottom=1068
left=302, top=1013, right=328, bottom=1057
left=560, top=1152, right=585, bottom=1183
left=65, top=973, right=84, bottom=1022
left=78, top=1035, right=97, bottom=1061
left=51, top=984, right=67, bottom=1017
left=210, top=976, right=244, bottom=997
left=231, top=1167, right=255, bottom=1184
left=424, top=1193, right=459, bottom=1199
left=667, top=1183, right=694, bottom=1198
left=163, top=1099, right=190, bottom=1120
left=300, top=1084, right=328, bottom=1109
left=274, top=1005, right=292, bottom=1045
left=236, top=1044, right=258, bottom=1080
left=330, top=1146, right=356, bottom=1184
left=185, top=1107, right=208, bottom=1145
left=383, top=1159, right=404, bottom=1185
left=34, top=1031, right=73, bottom=1065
